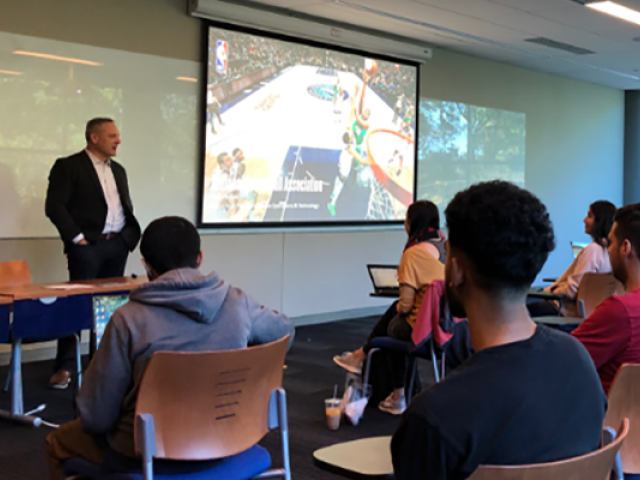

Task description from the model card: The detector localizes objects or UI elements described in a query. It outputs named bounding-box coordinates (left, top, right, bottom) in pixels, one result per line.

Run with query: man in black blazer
left=45, top=118, right=141, bottom=389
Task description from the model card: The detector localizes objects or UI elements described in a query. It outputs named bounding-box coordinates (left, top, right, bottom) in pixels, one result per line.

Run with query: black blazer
left=45, top=150, right=141, bottom=253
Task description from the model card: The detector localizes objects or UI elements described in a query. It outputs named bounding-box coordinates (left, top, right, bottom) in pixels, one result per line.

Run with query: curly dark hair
left=445, top=181, right=555, bottom=292
left=141, top=216, right=201, bottom=276
left=406, top=200, right=440, bottom=244
left=589, top=200, right=616, bottom=247
left=614, top=204, right=640, bottom=254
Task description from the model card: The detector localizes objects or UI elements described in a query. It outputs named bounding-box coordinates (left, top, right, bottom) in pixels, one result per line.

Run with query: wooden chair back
left=135, top=335, right=290, bottom=460
left=466, top=419, right=628, bottom=480
left=577, top=273, right=625, bottom=318
left=0, top=261, right=32, bottom=288
left=604, top=364, right=640, bottom=473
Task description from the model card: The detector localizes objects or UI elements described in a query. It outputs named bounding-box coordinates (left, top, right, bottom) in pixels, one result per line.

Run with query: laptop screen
left=571, top=242, right=587, bottom=259
left=369, top=267, right=399, bottom=289
left=93, top=294, right=129, bottom=349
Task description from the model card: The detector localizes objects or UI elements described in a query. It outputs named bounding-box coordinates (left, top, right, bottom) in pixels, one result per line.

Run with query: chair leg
left=135, top=414, right=157, bottom=480
left=363, top=348, right=380, bottom=389
left=361, top=348, right=380, bottom=420
left=430, top=339, right=440, bottom=384
left=406, top=357, right=417, bottom=404
left=277, top=389, right=291, bottom=480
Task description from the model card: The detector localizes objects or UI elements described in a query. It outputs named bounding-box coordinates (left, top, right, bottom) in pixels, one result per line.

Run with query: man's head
left=444, top=181, right=555, bottom=317
left=609, top=204, right=640, bottom=286
left=85, top=118, right=120, bottom=159
left=140, top=217, right=202, bottom=280
left=217, top=152, right=232, bottom=171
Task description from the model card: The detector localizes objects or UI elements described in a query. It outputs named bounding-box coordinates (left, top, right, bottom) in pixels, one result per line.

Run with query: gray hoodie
left=77, top=268, right=294, bottom=457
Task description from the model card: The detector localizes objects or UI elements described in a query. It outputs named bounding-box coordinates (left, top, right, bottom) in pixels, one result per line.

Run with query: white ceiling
left=246, top=0, right=640, bottom=89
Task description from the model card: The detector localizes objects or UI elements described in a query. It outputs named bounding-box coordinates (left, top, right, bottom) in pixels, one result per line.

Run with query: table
left=527, top=287, right=564, bottom=302
left=313, top=436, right=393, bottom=480
left=0, top=298, right=10, bottom=344
left=369, top=292, right=398, bottom=298
left=0, top=276, right=146, bottom=426
left=532, top=315, right=583, bottom=326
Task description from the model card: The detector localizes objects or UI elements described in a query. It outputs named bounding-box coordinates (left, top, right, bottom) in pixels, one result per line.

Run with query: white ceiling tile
left=531, top=4, right=640, bottom=34
left=250, top=0, right=325, bottom=7
left=246, top=0, right=640, bottom=89
left=484, top=0, right=577, bottom=13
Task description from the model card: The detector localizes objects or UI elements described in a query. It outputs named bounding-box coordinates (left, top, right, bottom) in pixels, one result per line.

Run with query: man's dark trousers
left=54, top=235, right=129, bottom=372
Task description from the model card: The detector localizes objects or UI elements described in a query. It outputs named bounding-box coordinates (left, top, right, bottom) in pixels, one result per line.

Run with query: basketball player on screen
left=393, top=94, right=404, bottom=125
left=332, top=78, right=340, bottom=112
left=327, top=62, right=375, bottom=217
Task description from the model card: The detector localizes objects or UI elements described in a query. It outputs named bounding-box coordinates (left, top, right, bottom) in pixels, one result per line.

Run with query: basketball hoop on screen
left=365, top=128, right=414, bottom=208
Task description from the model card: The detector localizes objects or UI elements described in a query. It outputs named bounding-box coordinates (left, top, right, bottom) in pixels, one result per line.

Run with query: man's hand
left=78, top=239, right=89, bottom=246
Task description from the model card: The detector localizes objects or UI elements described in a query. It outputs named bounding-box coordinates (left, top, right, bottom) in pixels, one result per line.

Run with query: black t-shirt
left=391, top=325, right=607, bottom=480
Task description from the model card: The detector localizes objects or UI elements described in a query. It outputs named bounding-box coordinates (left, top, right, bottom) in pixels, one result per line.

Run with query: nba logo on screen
left=216, top=40, right=228, bottom=74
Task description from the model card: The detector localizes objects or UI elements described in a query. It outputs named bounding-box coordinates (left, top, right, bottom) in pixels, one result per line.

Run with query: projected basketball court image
left=200, top=26, right=418, bottom=226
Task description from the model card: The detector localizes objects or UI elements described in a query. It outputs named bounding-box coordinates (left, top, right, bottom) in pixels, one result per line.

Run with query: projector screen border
left=196, top=19, right=421, bottom=231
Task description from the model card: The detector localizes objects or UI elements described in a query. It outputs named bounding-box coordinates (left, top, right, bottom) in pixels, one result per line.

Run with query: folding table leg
left=3, top=353, right=13, bottom=393
left=0, top=339, right=43, bottom=426
left=10, top=338, right=23, bottom=415
left=74, top=333, right=82, bottom=389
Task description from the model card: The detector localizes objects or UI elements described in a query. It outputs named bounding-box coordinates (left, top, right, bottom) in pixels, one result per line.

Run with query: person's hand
left=78, top=239, right=89, bottom=246
left=363, top=72, right=370, bottom=84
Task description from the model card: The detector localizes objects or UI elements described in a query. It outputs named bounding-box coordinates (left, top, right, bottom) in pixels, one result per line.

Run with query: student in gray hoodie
left=45, top=216, right=294, bottom=480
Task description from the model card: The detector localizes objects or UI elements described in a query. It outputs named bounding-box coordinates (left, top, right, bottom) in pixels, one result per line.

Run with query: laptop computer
left=92, top=294, right=129, bottom=353
left=571, top=241, right=587, bottom=259
left=367, top=264, right=400, bottom=296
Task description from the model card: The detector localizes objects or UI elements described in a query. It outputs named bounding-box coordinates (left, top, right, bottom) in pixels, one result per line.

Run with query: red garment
left=411, top=279, right=465, bottom=347
left=571, top=288, right=640, bottom=394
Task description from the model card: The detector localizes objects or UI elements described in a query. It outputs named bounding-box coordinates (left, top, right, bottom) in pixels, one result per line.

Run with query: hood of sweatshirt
left=129, top=268, right=230, bottom=324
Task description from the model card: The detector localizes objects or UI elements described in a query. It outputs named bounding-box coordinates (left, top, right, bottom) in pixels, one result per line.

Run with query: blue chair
left=64, top=335, right=292, bottom=480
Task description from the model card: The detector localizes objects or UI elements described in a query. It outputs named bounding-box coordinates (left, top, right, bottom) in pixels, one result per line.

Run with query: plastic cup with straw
left=325, top=384, right=341, bottom=430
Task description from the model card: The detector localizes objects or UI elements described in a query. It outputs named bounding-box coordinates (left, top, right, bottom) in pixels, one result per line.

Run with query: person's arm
left=398, top=285, right=416, bottom=315
left=392, top=412, right=461, bottom=480
left=571, top=297, right=630, bottom=369
left=355, top=74, right=370, bottom=130
left=397, top=248, right=419, bottom=315
left=346, top=144, right=367, bottom=165
left=552, top=245, right=604, bottom=299
left=45, top=159, right=84, bottom=244
left=76, top=312, right=132, bottom=434
left=244, top=289, right=295, bottom=349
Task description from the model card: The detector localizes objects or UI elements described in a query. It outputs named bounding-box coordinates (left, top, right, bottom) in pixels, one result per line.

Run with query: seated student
left=45, top=216, right=294, bottom=480
left=572, top=204, right=640, bottom=394
left=392, top=181, right=606, bottom=480
left=333, top=200, right=445, bottom=415
left=529, top=200, right=616, bottom=317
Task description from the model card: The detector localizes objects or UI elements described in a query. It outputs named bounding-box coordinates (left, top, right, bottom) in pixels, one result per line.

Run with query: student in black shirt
left=391, top=181, right=607, bottom=480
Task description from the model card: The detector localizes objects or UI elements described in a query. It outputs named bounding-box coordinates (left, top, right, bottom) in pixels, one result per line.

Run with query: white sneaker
left=378, top=394, right=406, bottom=415
left=333, top=351, right=364, bottom=374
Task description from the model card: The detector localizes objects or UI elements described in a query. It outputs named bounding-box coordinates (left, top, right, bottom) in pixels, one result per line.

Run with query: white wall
left=419, top=50, right=624, bottom=279
left=0, top=0, right=625, bottom=323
